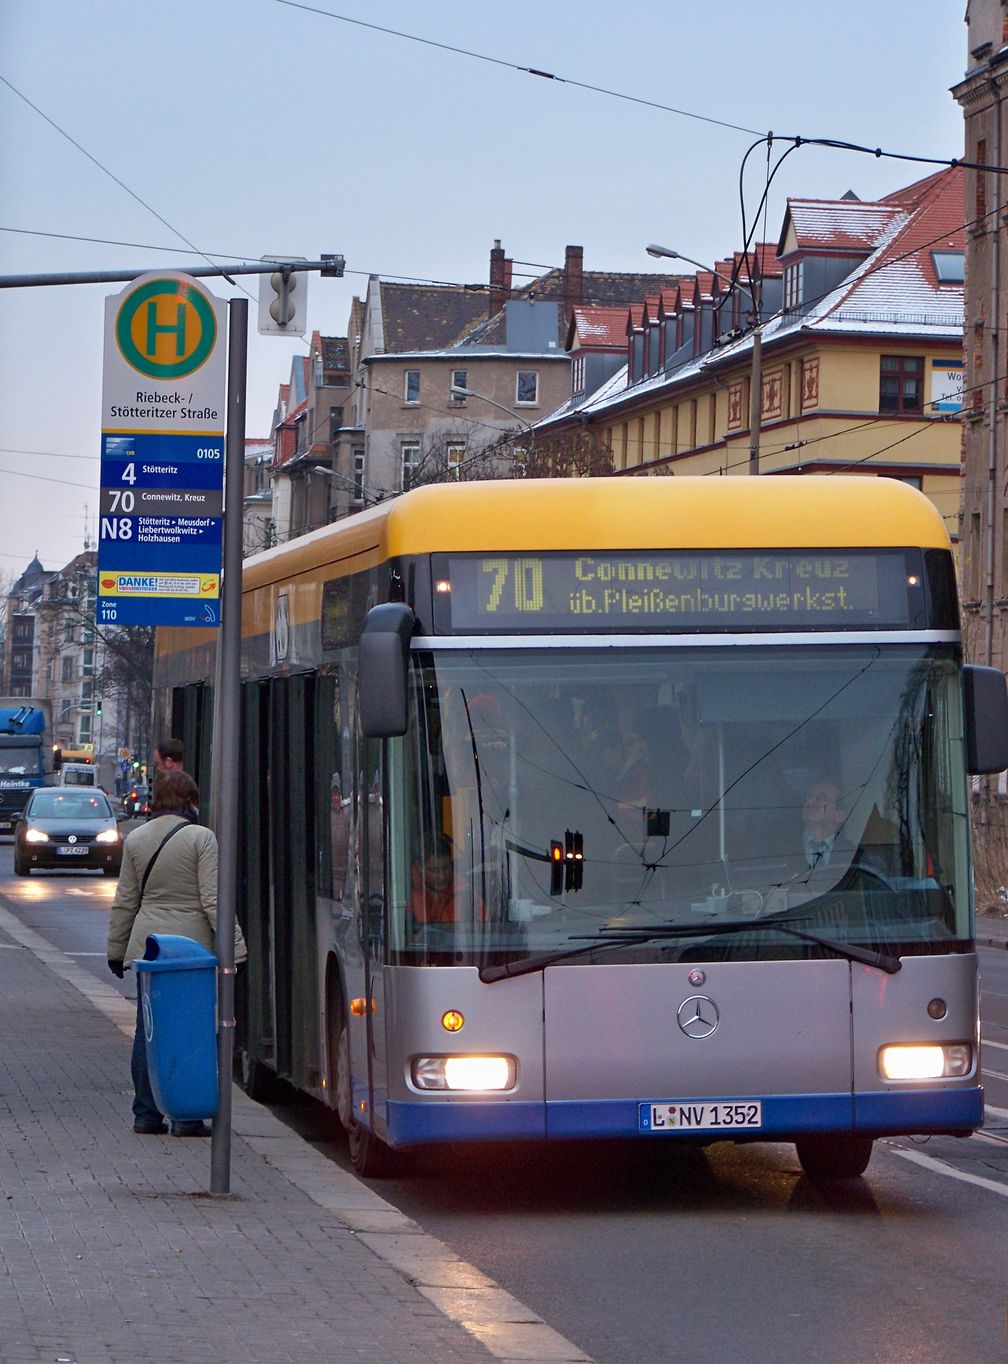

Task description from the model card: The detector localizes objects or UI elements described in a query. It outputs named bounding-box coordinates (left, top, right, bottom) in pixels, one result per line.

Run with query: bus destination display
left=434, top=550, right=922, bottom=632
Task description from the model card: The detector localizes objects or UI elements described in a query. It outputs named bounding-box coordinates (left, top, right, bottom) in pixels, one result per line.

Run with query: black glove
left=107, top=959, right=125, bottom=979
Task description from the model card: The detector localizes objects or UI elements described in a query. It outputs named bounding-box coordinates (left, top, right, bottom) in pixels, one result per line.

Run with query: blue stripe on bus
left=386, top=1087, right=984, bottom=1146
left=853, top=1087, right=983, bottom=1133
left=387, top=1101, right=546, bottom=1145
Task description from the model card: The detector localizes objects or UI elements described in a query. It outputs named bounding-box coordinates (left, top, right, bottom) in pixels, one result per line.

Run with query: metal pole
left=0, top=257, right=345, bottom=289
left=748, top=323, right=762, bottom=476
left=209, top=298, right=247, bottom=1195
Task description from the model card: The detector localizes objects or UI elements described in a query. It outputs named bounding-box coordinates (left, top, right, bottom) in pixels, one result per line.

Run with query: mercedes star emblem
left=677, top=995, right=720, bottom=1039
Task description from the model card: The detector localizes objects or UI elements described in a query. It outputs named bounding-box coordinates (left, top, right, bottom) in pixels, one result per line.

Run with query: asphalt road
left=2, top=837, right=1006, bottom=1364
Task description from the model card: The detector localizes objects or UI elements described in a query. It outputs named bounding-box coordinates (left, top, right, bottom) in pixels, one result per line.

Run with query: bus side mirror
left=964, top=664, right=1008, bottom=774
left=359, top=603, right=415, bottom=738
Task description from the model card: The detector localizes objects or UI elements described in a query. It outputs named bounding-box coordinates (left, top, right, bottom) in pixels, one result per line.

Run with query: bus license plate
left=639, top=1101, right=763, bottom=1132
left=57, top=846, right=89, bottom=856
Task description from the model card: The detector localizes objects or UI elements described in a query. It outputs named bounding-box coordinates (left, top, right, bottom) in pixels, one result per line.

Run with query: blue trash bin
left=134, top=934, right=219, bottom=1122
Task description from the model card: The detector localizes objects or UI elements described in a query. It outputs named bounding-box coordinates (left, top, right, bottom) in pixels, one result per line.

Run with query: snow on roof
left=784, top=201, right=903, bottom=251
left=571, top=305, right=629, bottom=347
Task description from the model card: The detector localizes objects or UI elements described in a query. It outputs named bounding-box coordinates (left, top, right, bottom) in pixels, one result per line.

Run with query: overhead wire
left=0, top=74, right=254, bottom=303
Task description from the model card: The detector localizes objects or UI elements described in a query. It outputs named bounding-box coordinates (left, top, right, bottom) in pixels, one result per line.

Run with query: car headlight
left=879, top=1043, right=973, bottom=1080
left=95, top=829, right=120, bottom=844
left=411, top=1055, right=516, bottom=1092
left=24, top=828, right=49, bottom=844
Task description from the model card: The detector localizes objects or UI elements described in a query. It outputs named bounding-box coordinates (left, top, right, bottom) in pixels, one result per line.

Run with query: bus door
left=541, top=959, right=855, bottom=1136
left=355, top=736, right=390, bottom=1136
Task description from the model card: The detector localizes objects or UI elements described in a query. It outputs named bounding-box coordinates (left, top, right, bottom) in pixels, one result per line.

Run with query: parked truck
left=0, top=699, right=56, bottom=833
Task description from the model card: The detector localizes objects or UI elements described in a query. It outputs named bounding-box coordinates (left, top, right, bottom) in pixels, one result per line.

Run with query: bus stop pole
left=210, top=297, right=247, bottom=1195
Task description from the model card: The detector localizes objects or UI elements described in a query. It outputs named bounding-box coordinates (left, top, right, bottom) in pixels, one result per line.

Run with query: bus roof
left=242, top=476, right=950, bottom=593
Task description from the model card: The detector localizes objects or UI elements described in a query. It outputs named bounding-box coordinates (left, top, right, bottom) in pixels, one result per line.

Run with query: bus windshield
left=388, top=644, right=972, bottom=967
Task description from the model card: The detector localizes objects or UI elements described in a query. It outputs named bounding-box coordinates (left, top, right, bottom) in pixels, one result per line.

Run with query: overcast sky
left=0, top=0, right=968, bottom=576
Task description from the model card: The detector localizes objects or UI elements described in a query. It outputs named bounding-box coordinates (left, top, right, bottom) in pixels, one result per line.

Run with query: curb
left=0, top=900, right=594, bottom=1364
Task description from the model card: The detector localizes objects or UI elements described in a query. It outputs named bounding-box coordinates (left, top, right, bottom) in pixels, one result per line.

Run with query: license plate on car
left=639, top=1100, right=763, bottom=1132
left=56, top=846, right=89, bottom=856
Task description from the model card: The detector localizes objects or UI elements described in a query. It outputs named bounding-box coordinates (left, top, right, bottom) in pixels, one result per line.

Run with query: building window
left=450, top=369, right=467, bottom=402
left=328, top=407, right=344, bottom=441
left=404, top=370, right=421, bottom=404
left=572, top=355, right=585, bottom=395
left=783, top=261, right=803, bottom=310
left=401, top=442, right=421, bottom=488
left=61, top=656, right=75, bottom=683
left=931, top=251, right=964, bottom=285
left=516, top=370, right=539, bottom=406
left=79, top=714, right=91, bottom=742
left=446, top=442, right=466, bottom=480
left=879, top=355, right=924, bottom=413
left=353, top=449, right=365, bottom=505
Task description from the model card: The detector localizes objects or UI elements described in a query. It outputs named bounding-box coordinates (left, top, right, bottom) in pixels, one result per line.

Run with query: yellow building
left=539, top=170, right=964, bottom=549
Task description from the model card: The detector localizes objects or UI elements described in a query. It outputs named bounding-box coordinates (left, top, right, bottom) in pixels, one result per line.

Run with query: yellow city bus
left=153, top=477, right=1008, bottom=1178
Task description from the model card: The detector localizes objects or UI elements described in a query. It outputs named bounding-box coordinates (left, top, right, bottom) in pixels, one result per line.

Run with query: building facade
left=954, top=1, right=1008, bottom=675
left=537, top=173, right=965, bottom=548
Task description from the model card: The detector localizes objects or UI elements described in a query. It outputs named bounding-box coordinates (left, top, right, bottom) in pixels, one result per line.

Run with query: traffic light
left=258, top=257, right=308, bottom=337
left=131, top=755, right=140, bottom=773
left=565, top=829, right=584, bottom=892
left=95, top=699, right=103, bottom=717
left=550, top=831, right=584, bottom=894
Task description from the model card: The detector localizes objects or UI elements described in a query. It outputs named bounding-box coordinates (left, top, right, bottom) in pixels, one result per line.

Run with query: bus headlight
left=411, top=1055, right=516, bottom=1092
left=24, top=828, right=49, bottom=843
left=879, top=1044, right=972, bottom=1080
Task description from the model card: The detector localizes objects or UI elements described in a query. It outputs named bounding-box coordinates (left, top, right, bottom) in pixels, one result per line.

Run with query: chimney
left=563, top=245, right=584, bottom=332
left=489, top=240, right=509, bottom=318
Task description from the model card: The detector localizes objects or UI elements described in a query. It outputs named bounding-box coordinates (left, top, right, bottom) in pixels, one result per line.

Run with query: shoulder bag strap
left=137, top=819, right=190, bottom=905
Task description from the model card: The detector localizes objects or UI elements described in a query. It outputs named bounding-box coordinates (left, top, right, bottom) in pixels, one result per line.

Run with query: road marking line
left=984, top=1068, right=1008, bottom=1082
left=892, top=1147, right=1008, bottom=1196
left=985, top=1103, right=1008, bottom=1121
left=984, top=1040, right=1008, bottom=1053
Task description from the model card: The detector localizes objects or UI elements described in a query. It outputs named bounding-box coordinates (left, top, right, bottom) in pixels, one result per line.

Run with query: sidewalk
left=0, top=903, right=591, bottom=1364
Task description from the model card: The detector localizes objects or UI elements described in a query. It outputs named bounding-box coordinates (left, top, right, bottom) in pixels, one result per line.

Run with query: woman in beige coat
left=107, top=769, right=246, bottom=1136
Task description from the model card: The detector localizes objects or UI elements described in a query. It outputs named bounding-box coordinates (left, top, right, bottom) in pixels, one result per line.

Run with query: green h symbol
left=144, top=300, right=187, bottom=357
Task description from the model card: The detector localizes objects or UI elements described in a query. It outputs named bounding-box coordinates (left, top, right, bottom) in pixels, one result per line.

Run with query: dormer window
left=783, top=261, right=804, bottom=310
left=931, top=251, right=964, bottom=285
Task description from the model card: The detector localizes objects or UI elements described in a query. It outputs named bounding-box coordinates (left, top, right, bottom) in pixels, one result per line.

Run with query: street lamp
left=450, top=385, right=534, bottom=474
left=646, top=243, right=762, bottom=475
left=450, top=385, right=535, bottom=436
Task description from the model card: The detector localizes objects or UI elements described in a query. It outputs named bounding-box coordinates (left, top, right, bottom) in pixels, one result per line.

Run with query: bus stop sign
left=97, top=273, right=227, bottom=628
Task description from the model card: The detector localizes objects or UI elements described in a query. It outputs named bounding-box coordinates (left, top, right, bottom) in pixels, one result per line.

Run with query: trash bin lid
left=133, top=933, right=218, bottom=973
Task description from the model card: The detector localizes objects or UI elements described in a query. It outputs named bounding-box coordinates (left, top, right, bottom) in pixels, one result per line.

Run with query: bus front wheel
left=795, top=1134, right=873, bottom=1180
left=332, top=1003, right=400, bottom=1178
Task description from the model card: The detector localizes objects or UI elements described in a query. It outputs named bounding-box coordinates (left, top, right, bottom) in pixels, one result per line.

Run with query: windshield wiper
left=480, top=936, right=652, bottom=983
left=478, top=917, right=902, bottom=983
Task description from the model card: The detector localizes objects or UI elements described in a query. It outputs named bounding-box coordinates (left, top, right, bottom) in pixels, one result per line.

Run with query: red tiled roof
left=569, top=305, right=632, bottom=348
left=820, top=166, right=964, bottom=314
